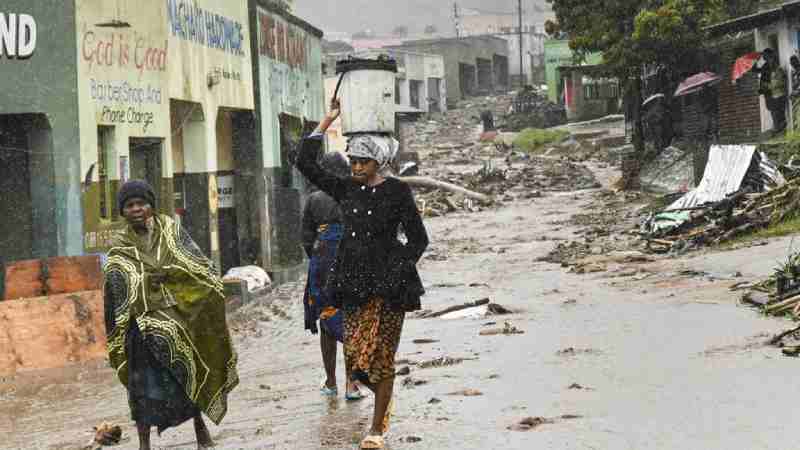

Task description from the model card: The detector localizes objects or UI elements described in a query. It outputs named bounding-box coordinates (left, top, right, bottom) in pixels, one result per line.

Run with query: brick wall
left=716, top=37, right=762, bottom=143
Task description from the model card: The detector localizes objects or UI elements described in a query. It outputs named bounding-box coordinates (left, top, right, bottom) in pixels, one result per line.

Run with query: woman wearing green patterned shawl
left=103, top=180, right=238, bottom=450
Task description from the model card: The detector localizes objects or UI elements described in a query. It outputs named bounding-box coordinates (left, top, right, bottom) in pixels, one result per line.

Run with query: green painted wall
left=544, top=40, right=602, bottom=103
left=0, top=2, right=82, bottom=259
left=253, top=2, right=325, bottom=272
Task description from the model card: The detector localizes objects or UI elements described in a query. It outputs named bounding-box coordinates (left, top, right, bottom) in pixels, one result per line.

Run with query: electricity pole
left=454, top=3, right=460, bottom=38
left=518, top=0, right=524, bottom=87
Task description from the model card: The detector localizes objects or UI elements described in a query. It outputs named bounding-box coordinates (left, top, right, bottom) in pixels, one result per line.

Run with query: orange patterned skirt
left=344, top=297, right=405, bottom=385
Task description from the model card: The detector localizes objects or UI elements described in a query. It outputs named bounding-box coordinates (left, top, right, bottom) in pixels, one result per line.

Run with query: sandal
left=345, top=388, right=365, bottom=401
left=360, top=435, right=385, bottom=449
left=320, top=380, right=338, bottom=397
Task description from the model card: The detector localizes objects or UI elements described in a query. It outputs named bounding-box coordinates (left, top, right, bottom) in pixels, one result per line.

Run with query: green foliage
left=783, top=131, right=800, bottom=163
left=547, top=0, right=727, bottom=78
left=513, top=129, right=570, bottom=153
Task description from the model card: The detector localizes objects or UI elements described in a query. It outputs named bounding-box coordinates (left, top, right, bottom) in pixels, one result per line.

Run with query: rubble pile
left=504, top=88, right=567, bottom=132
left=641, top=146, right=789, bottom=253
left=643, top=177, right=800, bottom=253
left=541, top=191, right=647, bottom=266
left=737, top=253, right=800, bottom=355
left=400, top=93, right=601, bottom=218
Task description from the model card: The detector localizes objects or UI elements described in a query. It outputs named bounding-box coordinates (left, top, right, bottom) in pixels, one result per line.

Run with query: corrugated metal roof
left=667, top=145, right=756, bottom=210
left=706, top=1, right=800, bottom=36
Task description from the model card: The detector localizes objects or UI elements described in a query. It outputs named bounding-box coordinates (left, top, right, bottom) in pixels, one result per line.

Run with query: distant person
left=295, top=99, right=429, bottom=450
left=790, top=55, right=800, bottom=132
left=103, top=180, right=238, bottom=450
left=302, top=151, right=364, bottom=401
left=755, top=48, right=787, bottom=133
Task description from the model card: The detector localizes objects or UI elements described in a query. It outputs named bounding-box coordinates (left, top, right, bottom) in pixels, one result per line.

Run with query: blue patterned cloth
left=303, top=223, right=345, bottom=342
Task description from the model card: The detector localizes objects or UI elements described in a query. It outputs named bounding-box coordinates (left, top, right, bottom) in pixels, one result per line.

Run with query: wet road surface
left=2, top=164, right=800, bottom=450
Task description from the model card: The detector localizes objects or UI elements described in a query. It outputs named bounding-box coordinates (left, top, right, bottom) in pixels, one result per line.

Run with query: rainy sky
left=292, top=0, right=553, bottom=37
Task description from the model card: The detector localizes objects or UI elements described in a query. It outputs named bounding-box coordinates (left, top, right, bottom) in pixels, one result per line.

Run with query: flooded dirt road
left=3, top=162, right=800, bottom=450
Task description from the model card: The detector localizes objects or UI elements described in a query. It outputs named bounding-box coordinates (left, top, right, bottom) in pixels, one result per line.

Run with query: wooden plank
left=0, top=290, right=106, bottom=376
left=43, top=256, right=103, bottom=296
left=3, top=255, right=102, bottom=300
left=3, top=259, right=43, bottom=300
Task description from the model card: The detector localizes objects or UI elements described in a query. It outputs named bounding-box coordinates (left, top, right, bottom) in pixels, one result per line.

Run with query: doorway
left=129, top=138, right=163, bottom=209
left=459, top=63, right=476, bottom=98
left=428, top=78, right=442, bottom=112
left=0, top=119, right=33, bottom=262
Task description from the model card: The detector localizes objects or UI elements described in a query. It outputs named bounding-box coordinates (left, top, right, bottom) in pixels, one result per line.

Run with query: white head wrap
left=347, top=135, right=399, bottom=169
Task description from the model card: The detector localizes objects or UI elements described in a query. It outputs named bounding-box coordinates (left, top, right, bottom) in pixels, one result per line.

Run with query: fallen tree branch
left=769, top=324, right=800, bottom=346
left=421, top=298, right=491, bottom=318
left=399, top=176, right=494, bottom=205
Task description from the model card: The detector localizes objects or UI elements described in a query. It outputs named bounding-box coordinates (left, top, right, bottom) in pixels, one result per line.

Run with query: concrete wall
left=253, top=1, right=324, bottom=275
left=387, top=36, right=509, bottom=106
left=502, top=32, right=547, bottom=86
left=544, top=40, right=602, bottom=103
left=359, top=48, right=447, bottom=114
left=0, top=2, right=82, bottom=259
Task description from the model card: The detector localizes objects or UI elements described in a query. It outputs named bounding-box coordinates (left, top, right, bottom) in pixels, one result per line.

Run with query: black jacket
left=302, top=190, right=343, bottom=258
left=295, top=136, right=429, bottom=311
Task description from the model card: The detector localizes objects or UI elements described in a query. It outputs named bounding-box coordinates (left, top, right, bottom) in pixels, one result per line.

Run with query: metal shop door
left=217, top=174, right=239, bottom=274
left=0, top=124, right=33, bottom=262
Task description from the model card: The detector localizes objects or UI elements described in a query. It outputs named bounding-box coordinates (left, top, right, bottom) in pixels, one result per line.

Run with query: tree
left=424, top=25, right=438, bottom=35
left=393, top=26, right=409, bottom=37
left=547, top=0, right=726, bottom=155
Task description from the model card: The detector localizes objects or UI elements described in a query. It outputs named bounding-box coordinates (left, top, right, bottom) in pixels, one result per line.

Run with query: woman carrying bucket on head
left=294, top=98, right=429, bottom=450
left=302, top=150, right=365, bottom=401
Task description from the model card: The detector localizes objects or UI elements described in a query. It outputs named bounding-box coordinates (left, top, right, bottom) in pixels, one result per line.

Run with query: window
left=97, top=126, right=113, bottom=219
left=395, top=79, right=401, bottom=105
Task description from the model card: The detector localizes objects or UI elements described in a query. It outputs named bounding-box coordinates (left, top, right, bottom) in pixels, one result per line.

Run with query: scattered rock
left=259, top=384, right=271, bottom=390
left=479, top=322, right=524, bottom=336
left=396, top=366, right=411, bottom=376
left=557, top=347, right=601, bottom=356
left=403, top=436, right=423, bottom=443
left=508, top=416, right=555, bottom=431
left=446, top=389, right=483, bottom=397
left=417, top=356, right=471, bottom=369
left=402, top=377, right=428, bottom=388
left=508, top=414, right=583, bottom=431
left=91, top=422, right=122, bottom=446
left=413, top=338, right=440, bottom=344
left=428, top=397, right=442, bottom=404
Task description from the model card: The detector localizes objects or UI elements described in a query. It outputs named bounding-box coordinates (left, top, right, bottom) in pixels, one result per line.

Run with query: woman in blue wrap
left=302, top=151, right=364, bottom=401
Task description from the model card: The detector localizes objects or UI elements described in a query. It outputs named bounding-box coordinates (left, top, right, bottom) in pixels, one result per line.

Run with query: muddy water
left=2, top=164, right=799, bottom=450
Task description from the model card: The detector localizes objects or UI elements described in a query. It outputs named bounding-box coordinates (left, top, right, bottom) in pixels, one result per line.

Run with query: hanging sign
left=217, top=175, right=235, bottom=209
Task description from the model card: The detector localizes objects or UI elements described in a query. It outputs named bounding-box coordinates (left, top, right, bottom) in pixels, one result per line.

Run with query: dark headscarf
left=117, top=179, right=156, bottom=214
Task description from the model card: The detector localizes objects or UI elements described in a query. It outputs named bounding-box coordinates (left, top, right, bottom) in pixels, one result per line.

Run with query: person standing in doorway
left=104, top=180, right=239, bottom=450
left=302, top=151, right=364, bottom=401
left=790, top=55, right=800, bottom=133
left=294, top=100, right=429, bottom=450
left=756, top=48, right=788, bottom=133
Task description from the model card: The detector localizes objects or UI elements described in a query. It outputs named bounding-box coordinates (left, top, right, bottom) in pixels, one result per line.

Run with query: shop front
left=251, top=0, right=324, bottom=281
left=77, top=0, right=171, bottom=253
left=0, top=3, right=82, bottom=261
